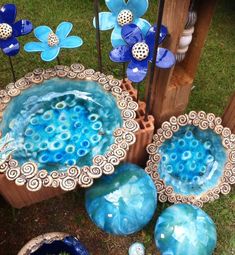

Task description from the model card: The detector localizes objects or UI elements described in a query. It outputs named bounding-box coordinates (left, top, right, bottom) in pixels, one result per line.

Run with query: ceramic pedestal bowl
left=0, top=64, right=139, bottom=192
left=146, top=111, right=235, bottom=207
left=18, top=232, right=89, bottom=255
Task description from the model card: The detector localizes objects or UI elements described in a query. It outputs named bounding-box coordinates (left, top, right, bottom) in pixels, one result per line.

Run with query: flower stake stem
left=122, top=63, right=126, bottom=82
left=57, top=56, right=61, bottom=65
left=94, top=0, right=103, bottom=72
left=8, top=56, right=16, bottom=82
left=145, top=0, right=165, bottom=121
left=137, top=83, right=140, bottom=102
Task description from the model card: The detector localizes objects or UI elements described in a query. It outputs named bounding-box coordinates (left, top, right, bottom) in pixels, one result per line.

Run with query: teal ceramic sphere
left=155, top=204, right=217, bottom=255
left=85, top=163, right=157, bottom=235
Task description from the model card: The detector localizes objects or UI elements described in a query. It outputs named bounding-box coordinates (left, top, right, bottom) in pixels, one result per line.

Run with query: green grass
left=0, top=0, right=234, bottom=254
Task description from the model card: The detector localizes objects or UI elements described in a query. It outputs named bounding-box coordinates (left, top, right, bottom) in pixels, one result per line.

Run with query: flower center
left=132, top=42, right=149, bottom=61
left=117, top=9, right=133, bottom=26
left=47, top=32, right=59, bottom=47
left=0, top=23, right=13, bottom=40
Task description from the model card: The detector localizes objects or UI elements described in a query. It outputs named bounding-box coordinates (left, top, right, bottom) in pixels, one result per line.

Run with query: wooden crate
left=145, top=0, right=217, bottom=128
left=0, top=174, right=65, bottom=209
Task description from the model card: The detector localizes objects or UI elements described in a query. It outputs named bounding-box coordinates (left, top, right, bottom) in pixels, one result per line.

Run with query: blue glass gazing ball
left=155, top=204, right=217, bottom=255
left=85, top=163, right=157, bottom=235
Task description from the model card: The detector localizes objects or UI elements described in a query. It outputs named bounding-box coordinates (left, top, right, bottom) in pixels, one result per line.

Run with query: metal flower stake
left=24, top=22, right=83, bottom=64
left=145, top=0, right=167, bottom=120
left=94, top=0, right=103, bottom=72
left=93, top=0, right=151, bottom=47
left=0, top=3, right=33, bottom=82
left=110, top=23, right=175, bottom=102
left=93, top=0, right=151, bottom=81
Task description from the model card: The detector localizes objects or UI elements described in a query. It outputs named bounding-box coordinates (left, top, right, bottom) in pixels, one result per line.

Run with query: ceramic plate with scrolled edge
left=0, top=64, right=139, bottom=192
left=145, top=111, right=235, bottom=207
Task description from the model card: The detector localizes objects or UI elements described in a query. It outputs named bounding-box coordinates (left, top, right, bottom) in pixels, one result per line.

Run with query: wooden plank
left=145, top=0, right=217, bottom=127
left=145, top=0, right=191, bottom=127
left=182, top=0, right=218, bottom=78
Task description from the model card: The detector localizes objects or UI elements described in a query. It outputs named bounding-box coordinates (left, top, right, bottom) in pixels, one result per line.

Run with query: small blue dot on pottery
left=85, top=163, right=157, bottom=236
left=154, top=204, right=217, bottom=255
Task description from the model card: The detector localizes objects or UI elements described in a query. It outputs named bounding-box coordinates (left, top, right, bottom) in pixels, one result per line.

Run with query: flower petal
left=60, top=36, right=83, bottom=48
left=1, top=37, right=20, bottom=56
left=154, top=48, right=176, bottom=69
left=127, top=0, right=149, bottom=18
left=13, top=20, right=33, bottom=37
left=93, top=12, right=116, bottom=31
left=127, top=59, right=148, bottom=82
left=24, top=42, right=46, bottom=52
left=105, top=0, right=126, bottom=14
left=121, top=24, right=143, bottom=46
left=111, top=26, right=126, bottom=47
left=133, top=18, right=151, bottom=37
left=41, top=46, right=60, bottom=62
left=0, top=4, right=17, bottom=24
left=110, top=45, right=132, bottom=63
left=56, top=22, right=73, bottom=41
left=34, top=25, right=53, bottom=43
left=145, top=25, right=168, bottom=52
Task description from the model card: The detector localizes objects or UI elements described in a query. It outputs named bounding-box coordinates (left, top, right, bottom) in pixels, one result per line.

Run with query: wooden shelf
left=145, top=0, right=217, bottom=127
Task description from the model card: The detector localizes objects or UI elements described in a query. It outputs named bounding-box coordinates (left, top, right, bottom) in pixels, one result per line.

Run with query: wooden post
left=222, top=92, right=235, bottom=133
left=145, top=0, right=217, bottom=128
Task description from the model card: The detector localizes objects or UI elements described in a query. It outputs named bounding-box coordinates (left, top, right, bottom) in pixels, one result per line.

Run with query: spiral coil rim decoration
left=0, top=64, right=139, bottom=191
left=145, top=111, right=235, bottom=207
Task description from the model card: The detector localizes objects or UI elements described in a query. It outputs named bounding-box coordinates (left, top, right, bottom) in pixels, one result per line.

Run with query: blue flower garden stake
left=110, top=24, right=175, bottom=83
left=93, top=0, right=151, bottom=47
left=0, top=3, right=33, bottom=81
left=24, top=22, right=83, bottom=63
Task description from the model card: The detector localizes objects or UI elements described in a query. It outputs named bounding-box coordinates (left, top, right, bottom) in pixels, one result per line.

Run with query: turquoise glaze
left=85, top=163, right=157, bottom=235
left=158, top=125, right=227, bottom=196
left=0, top=79, right=122, bottom=172
left=24, top=22, right=83, bottom=62
left=154, top=204, right=217, bottom=255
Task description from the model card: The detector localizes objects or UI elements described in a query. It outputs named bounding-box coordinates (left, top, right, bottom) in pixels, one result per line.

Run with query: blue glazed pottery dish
left=146, top=111, right=235, bottom=206
left=18, top=233, right=89, bottom=255
left=0, top=78, right=122, bottom=173
left=0, top=65, right=139, bottom=191
left=154, top=204, right=217, bottom=255
left=85, top=163, right=157, bottom=235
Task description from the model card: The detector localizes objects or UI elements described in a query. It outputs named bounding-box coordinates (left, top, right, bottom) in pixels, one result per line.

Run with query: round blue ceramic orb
left=85, top=163, right=157, bottom=235
left=155, top=204, right=217, bottom=255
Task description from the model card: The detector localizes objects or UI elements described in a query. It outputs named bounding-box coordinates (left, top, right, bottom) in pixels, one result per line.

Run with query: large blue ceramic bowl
left=85, top=163, right=157, bottom=235
left=0, top=78, right=122, bottom=173
left=0, top=65, right=139, bottom=191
